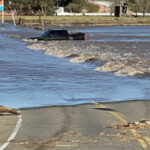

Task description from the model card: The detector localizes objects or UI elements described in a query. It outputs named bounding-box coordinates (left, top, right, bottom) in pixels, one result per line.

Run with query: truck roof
left=46, top=29, right=67, bottom=32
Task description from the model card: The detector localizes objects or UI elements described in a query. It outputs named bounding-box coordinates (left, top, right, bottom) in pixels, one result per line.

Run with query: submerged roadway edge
left=0, top=100, right=150, bottom=150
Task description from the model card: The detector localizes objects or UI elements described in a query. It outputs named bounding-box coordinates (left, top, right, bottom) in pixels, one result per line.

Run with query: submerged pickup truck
left=30, top=30, right=86, bottom=41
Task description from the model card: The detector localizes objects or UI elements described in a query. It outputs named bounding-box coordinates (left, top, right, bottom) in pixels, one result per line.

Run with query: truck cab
left=30, top=29, right=86, bottom=41
left=40, top=30, right=69, bottom=40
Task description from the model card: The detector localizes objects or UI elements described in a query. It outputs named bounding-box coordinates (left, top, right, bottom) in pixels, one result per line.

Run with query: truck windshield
left=40, top=31, right=51, bottom=38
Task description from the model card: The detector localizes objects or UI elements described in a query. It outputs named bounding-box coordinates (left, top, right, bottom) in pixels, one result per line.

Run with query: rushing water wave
left=0, top=24, right=150, bottom=108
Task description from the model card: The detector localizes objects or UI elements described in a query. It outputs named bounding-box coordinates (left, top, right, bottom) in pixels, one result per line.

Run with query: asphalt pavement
left=0, top=100, right=150, bottom=150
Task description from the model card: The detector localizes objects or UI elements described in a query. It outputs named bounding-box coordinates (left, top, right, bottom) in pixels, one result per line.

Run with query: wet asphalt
left=0, top=100, right=150, bottom=150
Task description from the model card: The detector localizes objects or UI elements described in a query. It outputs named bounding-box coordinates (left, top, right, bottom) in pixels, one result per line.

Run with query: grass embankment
left=1, top=16, right=150, bottom=27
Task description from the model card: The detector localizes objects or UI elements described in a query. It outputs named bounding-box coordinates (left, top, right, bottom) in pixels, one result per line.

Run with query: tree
left=66, top=0, right=99, bottom=13
left=140, top=0, right=149, bottom=17
left=56, top=0, right=72, bottom=7
left=10, top=0, right=22, bottom=11
left=31, top=0, right=41, bottom=12
left=66, top=0, right=86, bottom=13
left=85, top=3, right=99, bottom=13
left=129, top=0, right=141, bottom=16
left=8, top=0, right=100, bottom=14
left=4, top=0, right=9, bottom=9
left=39, top=0, right=55, bottom=15
left=129, top=0, right=150, bottom=17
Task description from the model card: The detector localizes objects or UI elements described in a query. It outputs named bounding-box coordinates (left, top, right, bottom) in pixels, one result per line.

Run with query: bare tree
left=140, top=0, right=149, bottom=17
left=129, top=0, right=150, bottom=16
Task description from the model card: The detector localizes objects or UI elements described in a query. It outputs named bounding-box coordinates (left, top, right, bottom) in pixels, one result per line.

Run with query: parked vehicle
left=30, top=30, right=86, bottom=41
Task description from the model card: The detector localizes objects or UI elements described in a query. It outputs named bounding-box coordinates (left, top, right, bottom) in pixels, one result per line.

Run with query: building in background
left=89, top=0, right=112, bottom=13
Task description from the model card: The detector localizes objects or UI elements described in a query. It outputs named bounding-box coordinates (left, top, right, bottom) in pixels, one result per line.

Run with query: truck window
left=41, top=31, right=50, bottom=38
left=51, top=31, right=59, bottom=37
left=53, top=30, right=68, bottom=37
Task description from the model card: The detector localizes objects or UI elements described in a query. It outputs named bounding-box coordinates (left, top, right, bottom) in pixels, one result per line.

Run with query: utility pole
left=0, top=0, right=4, bottom=26
left=2, top=0, right=4, bottom=26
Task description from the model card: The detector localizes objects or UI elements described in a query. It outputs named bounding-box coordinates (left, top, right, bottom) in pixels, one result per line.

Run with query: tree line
left=129, top=0, right=150, bottom=16
left=4, top=0, right=99, bottom=15
left=3, top=0, right=150, bottom=16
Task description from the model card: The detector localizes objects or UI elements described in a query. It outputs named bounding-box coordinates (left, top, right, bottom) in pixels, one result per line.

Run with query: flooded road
left=76, top=26, right=150, bottom=42
left=0, top=24, right=150, bottom=108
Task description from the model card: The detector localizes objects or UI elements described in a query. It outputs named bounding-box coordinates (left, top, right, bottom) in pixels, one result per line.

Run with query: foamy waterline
left=26, top=40, right=150, bottom=77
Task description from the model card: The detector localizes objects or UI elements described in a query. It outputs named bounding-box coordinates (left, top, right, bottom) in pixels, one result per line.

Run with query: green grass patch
left=1, top=15, right=150, bottom=26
